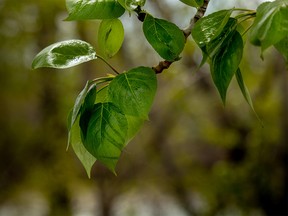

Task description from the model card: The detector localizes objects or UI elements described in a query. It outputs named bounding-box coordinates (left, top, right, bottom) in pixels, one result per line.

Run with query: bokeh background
left=0, top=0, right=287, bottom=215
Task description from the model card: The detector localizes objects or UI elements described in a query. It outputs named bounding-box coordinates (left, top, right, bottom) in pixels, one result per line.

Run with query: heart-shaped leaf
left=143, top=14, right=185, bottom=61
left=96, top=85, right=145, bottom=143
left=250, top=0, right=288, bottom=53
left=32, top=40, right=97, bottom=69
left=82, top=102, right=128, bottom=173
left=66, top=0, right=125, bottom=20
left=98, top=19, right=124, bottom=58
left=108, top=66, right=157, bottom=119
left=211, top=31, right=243, bottom=103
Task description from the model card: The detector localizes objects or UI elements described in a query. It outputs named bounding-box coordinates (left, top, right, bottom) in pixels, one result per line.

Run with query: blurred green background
left=0, top=0, right=287, bottom=215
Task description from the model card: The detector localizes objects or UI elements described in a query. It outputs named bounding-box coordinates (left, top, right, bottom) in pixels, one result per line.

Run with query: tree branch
left=183, top=0, right=210, bottom=37
left=152, top=0, right=210, bottom=74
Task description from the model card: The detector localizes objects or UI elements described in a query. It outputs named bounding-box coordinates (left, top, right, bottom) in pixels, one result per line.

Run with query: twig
left=152, top=0, right=210, bottom=74
left=152, top=60, right=173, bottom=74
left=183, top=0, right=210, bottom=37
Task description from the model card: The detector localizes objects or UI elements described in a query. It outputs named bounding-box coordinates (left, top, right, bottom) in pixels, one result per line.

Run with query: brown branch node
left=153, top=0, right=210, bottom=74
left=152, top=60, right=173, bottom=74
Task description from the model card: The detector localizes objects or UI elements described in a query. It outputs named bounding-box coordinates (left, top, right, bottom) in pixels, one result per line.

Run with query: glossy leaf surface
left=143, top=14, right=185, bottom=61
left=180, top=0, right=203, bottom=7
left=70, top=82, right=96, bottom=130
left=66, top=0, right=125, bottom=20
left=192, top=10, right=233, bottom=51
left=250, top=0, right=288, bottom=52
left=32, top=40, right=97, bottom=69
left=118, top=0, right=146, bottom=11
left=108, top=66, right=157, bottom=119
left=211, top=31, right=243, bottom=103
left=82, top=103, right=128, bottom=173
left=98, top=19, right=124, bottom=58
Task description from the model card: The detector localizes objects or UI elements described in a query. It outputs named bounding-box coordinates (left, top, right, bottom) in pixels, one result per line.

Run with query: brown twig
left=152, top=0, right=210, bottom=74
left=183, top=0, right=209, bottom=37
left=152, top=60, right=173, bottom=74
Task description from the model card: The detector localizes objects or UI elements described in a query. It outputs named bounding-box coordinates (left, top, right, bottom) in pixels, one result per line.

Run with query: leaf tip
left=31, top=58, right=40, bottom=70
left=86, top=170, right=92, bottom=179
left=221, top=96, right=226, bottom=107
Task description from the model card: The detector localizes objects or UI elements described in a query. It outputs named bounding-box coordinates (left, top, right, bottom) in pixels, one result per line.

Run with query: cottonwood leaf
left=66, top=0, right=125, bottom=20
left=96, top=85, right=145, bottom=143
left=211, top=31, right=243, bottom=104
left=125, top=115, right=145, bottom=143
left=108, top=66, right=157, bottom=119
left=69, top=116, right=96, bottom=178
left=250, top=0, right=288, bottom=53
left=192, top=10, right=233, bottom=51
left=206, top=18, right=238, bottom=57
left=81, top=102, right=128, bottom=174
left=235, top=69, right=255, bottom=112
left=236, top=69, right=262, bottom=123
left=275, top=36, right=288, bottom=62
left=143, top=14, right=185, bottom=61
left=32, top=40, right=97, bottom=69
left=70, top=81, right=96, bottom=130
left=98, top=19, right=124, bottom=58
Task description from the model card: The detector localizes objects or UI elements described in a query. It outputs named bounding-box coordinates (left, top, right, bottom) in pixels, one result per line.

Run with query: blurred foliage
left=0, top=0, right=287, bottom=216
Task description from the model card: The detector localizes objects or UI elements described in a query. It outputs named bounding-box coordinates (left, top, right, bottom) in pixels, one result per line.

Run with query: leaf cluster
left=32, top=0, right=288, bottom=176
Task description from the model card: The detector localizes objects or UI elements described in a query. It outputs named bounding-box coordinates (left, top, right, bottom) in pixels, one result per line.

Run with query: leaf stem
left=90, top=76, right=114, bottom=84
left=96, top=54, right=120, bottom=75
left=241, top=23, right=254, bottom=37
left=233, top=8, right=255, bottom=12
left=234, top=11, right=256, bottom=20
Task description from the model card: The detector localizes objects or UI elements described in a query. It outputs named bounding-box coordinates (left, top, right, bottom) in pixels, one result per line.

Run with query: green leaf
left=206, top=18, right=238, bottom=57
left=143, top=14, right=185, bottom=61
left=69, top=117, right=96, bottom=178
left=118, top=0, right=146, bottom=11
left=179, top=0, right=203, bottom=8
left=32, top=40, right=97, bottom=69
left=236, top=69, right=262, bottom=124
left=70, top=81, right=96, bottom=130
left=82, top=102, right=128, bottom=174
left=96, top=86, right=109, bottom=103
left=250, top=0, right=288, bottom=53
left=96, top=85, right=145, bottom=143
left=65, top=0, right=125, bottom=20
left=82, top=84, right=97, bottom=112
left=108, top=66, right=157, bottom=119
left=192, top=9, right=233, bottom=51
left=211, top=31, right=243, bottom=103
left=125, top=115, right=145, bottom=143
left=98, top=19, right=124, bottom=59
left=275, top=36, right=288, bottom=62
left=235, top=69, right=255, bottom=112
